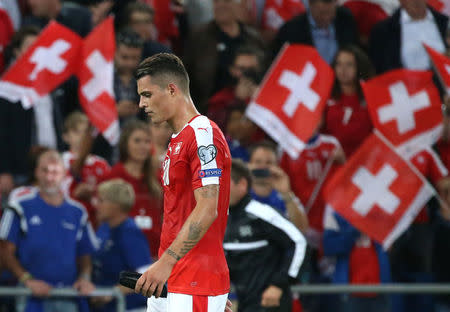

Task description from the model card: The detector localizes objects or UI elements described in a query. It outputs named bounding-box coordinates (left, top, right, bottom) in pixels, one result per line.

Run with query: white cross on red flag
left=323, top=131, right=435, bottom=248
left=246, top=44, right=334, bottom=159
left=0, top=21, right=82, bottom=108
left=77, top=17, right=119, bottom=145
left=424, top=44, right=450, bottom=94
left=362, top=69, right=442, bottom=157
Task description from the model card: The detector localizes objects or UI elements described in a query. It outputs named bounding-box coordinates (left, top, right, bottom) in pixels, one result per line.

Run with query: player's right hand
left=135, top=258, right=173, bottom=298
left=24, top=279, right=52, bottom=297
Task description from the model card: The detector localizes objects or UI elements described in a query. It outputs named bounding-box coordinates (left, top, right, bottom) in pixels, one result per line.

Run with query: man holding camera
left=248, top=141, right=309, bottom=232
left=224, top=159, right=307, bottom=312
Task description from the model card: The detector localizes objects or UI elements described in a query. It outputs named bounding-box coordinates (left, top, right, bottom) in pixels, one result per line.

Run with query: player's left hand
left=261, top=285, right=283, bottom=307
left=73, top=278, right=95, bottom=295
left=135, top=258, right=174, bottom=298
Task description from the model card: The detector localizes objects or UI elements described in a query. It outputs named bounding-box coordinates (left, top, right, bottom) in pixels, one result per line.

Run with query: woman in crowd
left=101, top=120, right=162, bottom=258
left=323, top=45, right=374, bottom=157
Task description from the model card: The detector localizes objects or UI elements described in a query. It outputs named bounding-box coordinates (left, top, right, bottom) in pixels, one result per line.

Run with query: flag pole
left=305, top=146, right=337, bottom=213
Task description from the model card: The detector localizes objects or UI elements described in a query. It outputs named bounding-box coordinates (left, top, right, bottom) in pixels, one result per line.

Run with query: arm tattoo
left=180, top=221, right=203, bottom=256
left=197, top=185, right=219, bottom=198
left=166, top=248, right=181, bottom=261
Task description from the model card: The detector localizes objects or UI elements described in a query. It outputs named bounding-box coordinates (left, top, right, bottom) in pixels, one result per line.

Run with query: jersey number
left=342, top=107, right=353, bottom=125
left=163, top=157, right=170, bottom=186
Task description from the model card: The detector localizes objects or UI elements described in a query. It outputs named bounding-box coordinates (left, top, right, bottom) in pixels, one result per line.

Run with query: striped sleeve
left=246, top=200, right=306, bottom=278
left=0, top=208, right=21, bottom=244
left=189, top=116, right=222, bottom=189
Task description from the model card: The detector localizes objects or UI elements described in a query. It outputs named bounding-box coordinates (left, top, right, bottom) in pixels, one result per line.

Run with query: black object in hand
left=119, top=271, right=168, bottom=298
left=251, top=168, right=271, bottom=178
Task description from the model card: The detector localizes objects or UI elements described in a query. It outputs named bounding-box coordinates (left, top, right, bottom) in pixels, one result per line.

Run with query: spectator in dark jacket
left=0, top=26, right=71, bottom=191
left=368, top=0, right=448, bottom=73
left=273, top=0, right=359, bottom=64
left=224, top=159, right=307, bottom=312
left=183, top=0, right=264, bottom=113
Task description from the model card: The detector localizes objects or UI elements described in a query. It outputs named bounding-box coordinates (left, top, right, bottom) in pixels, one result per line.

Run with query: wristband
left=19, top=272, right=33, bottom=283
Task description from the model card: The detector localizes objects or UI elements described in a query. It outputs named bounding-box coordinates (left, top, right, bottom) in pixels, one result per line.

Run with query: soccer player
left=135, top=53, right=232, bottom=312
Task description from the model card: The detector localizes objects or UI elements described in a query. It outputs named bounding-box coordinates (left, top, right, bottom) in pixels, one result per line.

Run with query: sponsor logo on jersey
left=197, top=144, right=217, bottom=165
left=198, top=168, right=222, bottom=178
left=30, top=215, right=42, bottom=226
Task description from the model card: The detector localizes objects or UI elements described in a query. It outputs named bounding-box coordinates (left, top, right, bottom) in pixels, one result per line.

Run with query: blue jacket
left=323, top=207, right=391, bottom=284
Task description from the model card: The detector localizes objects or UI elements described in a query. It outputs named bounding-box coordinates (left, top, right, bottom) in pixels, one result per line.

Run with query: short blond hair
left=97, top=179, right=135, bottom=212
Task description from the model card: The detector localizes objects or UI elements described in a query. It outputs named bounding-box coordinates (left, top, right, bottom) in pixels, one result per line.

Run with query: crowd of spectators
left=0, top=0, right=450, bottom=311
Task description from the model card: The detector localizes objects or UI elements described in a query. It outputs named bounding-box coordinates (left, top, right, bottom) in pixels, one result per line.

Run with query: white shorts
left=146, top=293, right=228, bottom=312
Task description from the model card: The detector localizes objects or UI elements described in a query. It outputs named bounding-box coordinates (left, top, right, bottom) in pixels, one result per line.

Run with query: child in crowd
left=62, top=112, right=110, bottom=226
left=92, top=179, right=151, bottom=312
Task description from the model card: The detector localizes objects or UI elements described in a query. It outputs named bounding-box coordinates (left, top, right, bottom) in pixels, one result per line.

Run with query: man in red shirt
left=135, top=53, right=231, bottom=312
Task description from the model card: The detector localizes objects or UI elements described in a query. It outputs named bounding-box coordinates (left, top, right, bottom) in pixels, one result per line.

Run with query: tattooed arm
left=135, top=185, right=219, bottom=298
left=165, top=184, right=219, bottom=261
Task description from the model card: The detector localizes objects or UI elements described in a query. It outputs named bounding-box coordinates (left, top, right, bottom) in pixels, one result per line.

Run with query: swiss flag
left=261, top=0, right=305, bottom=31
left=323, top=131, right=435, bottom=248
left=362, top=69, right=442, bottom=157
left=0, top=21, right=82, bottom=108
left=246, top=44, right=334, bottom=159
left=428, top=0, right=450, bottom=16
left=424, top=44, right=450, bottom=94
left=77, top=17, right=119, bottom=145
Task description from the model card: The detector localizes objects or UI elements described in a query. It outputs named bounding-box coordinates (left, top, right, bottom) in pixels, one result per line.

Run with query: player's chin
left=149, top=115, right=164, bottom=124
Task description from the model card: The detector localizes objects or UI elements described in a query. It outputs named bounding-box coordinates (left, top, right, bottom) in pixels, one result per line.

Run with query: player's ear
left=167, top=83, right=177, bottom=96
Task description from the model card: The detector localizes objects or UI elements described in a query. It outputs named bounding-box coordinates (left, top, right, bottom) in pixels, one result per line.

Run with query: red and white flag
left=362, top=69, right=442, bottom=157
left=428, top=0, right=450, bottom=16
left=323, top=131, right=435, bottom=248
left=246, top=44, right=334, bottom=159
left=77, top=17, right=119, bottom=145
left=0, top=21, right=82, bottom=108
left=424, top=44, right=450, bottom=94
left=261, top=0, right=305, bottom=31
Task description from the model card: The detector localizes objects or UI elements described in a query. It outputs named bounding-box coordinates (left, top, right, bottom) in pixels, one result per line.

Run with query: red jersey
left=280, top=135, right=341, bottom=235
left=101, top=162, right=163, bottom=257
left=62, top=151, right=110, bottom=226
left=160, top=115, right=230, bottom=296
left=324, top=94, right=373, bottom=157
left=409, top=147, right=448, bottom=223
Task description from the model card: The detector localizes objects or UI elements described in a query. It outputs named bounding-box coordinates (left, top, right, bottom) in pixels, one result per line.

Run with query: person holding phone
left=224, top=159, right=307, bottom=312
left=248, top=141, right=308, bottom=232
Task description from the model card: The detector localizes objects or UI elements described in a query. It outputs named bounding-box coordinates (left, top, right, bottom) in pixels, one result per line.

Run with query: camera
left=251, top=168, right=271, bottom=178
